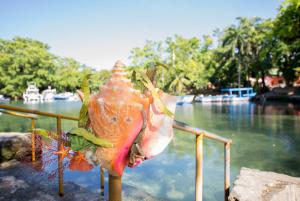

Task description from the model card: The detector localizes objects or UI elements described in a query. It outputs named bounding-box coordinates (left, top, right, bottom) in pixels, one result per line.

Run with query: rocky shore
left=0, top=132, right=166, bottom=201
left=229, top=168, right=300, bottom=201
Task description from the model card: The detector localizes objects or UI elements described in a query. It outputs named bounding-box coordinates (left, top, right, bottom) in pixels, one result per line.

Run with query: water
left=1, top=101, right=300, bottom=201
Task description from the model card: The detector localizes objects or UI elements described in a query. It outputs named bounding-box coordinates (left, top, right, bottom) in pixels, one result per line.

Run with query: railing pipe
left=224, top=142, right=231, bottom=201
left=173, top=120, right=232, bottom=144
left=100, top=167, right=105, bottom=196
left=109, top=174, right=122, bottom=201
left=195, top=133, right=204, bottom=201
left=0, top=105, right=78, bottom=121
left=57, top=116, right=64, bottom=196
left=31, top=119, right=36, bottom=162
left=0, top=109, right=37, bottom=119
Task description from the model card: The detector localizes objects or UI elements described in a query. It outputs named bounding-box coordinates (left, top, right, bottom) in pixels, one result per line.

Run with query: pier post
left=109, top=174, right=122, bottom=201
left=57, top=116, right=64, bottom=197
left=31, top=118, right=36, bottom=162
left=224, top=142, right=231, bottom=201
left=195, top=133, right=204, bottom=201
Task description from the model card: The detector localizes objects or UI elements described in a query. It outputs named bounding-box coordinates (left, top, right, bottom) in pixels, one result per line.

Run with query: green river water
left=0, top=101, right=300, bottom=201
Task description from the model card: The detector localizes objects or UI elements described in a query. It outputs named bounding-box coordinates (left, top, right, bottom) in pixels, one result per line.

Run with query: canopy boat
left=41, top=86, right=56, bottom=101
left=221, top=87, right=256, bottom=102
left=176, top=95, right=194, bottom=105
left=195, top=87, right=256, bottom=103
left=23, top=82, right=41, bottom=102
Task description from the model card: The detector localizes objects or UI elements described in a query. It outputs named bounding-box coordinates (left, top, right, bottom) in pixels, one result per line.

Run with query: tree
left=273, top=0, right=300, bottom=85
left=0, top=37, right=56, bottom=99
left=220, top=17, right=258, bottom=87
left=0, top=37, right=111, bottom=98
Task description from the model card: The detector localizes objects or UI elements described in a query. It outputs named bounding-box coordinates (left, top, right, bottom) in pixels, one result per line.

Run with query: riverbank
left=253, top=87, right=300, bottom=103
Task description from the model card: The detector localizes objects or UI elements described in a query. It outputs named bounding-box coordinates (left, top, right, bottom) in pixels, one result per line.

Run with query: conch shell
left=88, top=61, right=149, bottom=176
left=78, top=60, right=176, bottom=176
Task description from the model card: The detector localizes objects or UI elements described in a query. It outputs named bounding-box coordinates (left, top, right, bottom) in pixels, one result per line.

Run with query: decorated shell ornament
left=75, top=60, right=176, bottom=176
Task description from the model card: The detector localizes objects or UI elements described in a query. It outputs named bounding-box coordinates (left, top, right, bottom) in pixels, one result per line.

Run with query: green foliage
left=78, top=74, right=91, bottom=128
left=68, top=134, right=97, bottom=153
left=129, top=0, right=299, bottom=92
left=0, top=37, right=56, bottom=99
left=129, top=35, right=213, bottom=95
left=272, top=0, right=300, bottom=85
left=68, top=127, right=113, bottom=148
left=0, top=37, right=110, bottom=98
left=1, top=0, right=298, bottom=97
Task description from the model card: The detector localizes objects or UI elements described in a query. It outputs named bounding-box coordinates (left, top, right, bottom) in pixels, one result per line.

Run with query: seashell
left=88, top=60, right=149, bottom=176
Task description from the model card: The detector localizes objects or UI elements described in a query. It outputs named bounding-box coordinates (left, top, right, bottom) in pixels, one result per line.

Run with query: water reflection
left=0, top=101, right=300, bottom=201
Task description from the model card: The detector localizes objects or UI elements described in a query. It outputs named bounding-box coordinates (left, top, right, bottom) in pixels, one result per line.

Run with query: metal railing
left=0, top=104, right=232, bottom=201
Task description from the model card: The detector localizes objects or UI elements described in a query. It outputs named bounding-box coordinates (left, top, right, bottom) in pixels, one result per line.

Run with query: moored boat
left=23, top=82, right=41, bottom=102
left=176, top=95, right=194, bottom=105
left=54, top=92, right=74, bottom=100
left=67, top=94, right=80, bottom=101
left=195, top=87, right=256, bottom=103
left=41, top=86, right=56, bottom=101
left=0, top=94, right=10, bottom=102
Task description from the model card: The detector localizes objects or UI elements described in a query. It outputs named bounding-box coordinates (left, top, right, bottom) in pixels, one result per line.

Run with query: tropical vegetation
left=0, top=0, right=299, bottom=98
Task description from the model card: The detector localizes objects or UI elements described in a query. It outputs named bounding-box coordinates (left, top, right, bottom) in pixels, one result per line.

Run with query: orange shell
left=88, top=61, right=149, bottom=176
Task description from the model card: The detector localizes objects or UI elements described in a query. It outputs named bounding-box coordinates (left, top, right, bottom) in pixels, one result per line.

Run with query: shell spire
left=112, top=60, right=126, bottom=76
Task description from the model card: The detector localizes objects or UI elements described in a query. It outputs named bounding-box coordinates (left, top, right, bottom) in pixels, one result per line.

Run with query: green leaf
left=68, top=134, right=97, bottom=153
left=69, top=127, right=113, bottom=148
left=78, top=74, right=91, bottom=127
left=139, top=72, right=174, bottom=117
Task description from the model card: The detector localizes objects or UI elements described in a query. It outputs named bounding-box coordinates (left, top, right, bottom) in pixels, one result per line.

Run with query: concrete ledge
left=229, top=167, right=300, bottom=201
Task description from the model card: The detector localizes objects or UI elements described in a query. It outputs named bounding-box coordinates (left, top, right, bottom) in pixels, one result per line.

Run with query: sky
left=0, top=0, right=282, bottom=70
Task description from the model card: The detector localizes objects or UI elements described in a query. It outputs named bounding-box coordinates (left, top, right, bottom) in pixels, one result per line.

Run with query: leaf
left=69, top=127, right=113, bottom=148
left=78, top=74, right=91, bottom=127
left=68, top=134, right=97, bottom=153
left=139, top=72, right=174, bottom=117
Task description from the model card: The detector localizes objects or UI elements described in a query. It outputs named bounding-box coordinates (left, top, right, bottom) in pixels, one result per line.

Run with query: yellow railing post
left=109, top=174, right=122, bottom=201
left=224, top=142, right=231, bottom=201
left=100, top=167, right=105, bottom=196
left=195, top=133, right=204, bottom=201
left=31, top=118, right=36, bottom=162
left=57, top=116, right=64, bottom=197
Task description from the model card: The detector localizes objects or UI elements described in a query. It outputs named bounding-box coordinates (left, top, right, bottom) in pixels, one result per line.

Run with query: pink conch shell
left=88, top=61, right=149, bottom=176
left=129, top=91, right=177, bottom=167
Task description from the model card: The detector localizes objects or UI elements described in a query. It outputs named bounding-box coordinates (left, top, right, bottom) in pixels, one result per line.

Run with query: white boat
left=0, top=94, right=10, bottom=102
left=23, top=82, right=41, bottom=102
left=67, top=94, right=80, bottom=101
left=195, top=95, right=223, bottom=102
left=54, top=92, right=74, bottom=100
left=41, top=86, right=56, bottom=101
left=176, top=95, right=194, bottom=105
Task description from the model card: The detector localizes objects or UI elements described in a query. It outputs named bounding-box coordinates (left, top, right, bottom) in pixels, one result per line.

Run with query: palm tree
left=221, top=17, right=255, bottom=87
left=168, top=71, right=191, bottom=95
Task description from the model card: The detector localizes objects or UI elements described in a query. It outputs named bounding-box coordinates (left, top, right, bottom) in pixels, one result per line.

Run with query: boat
left=0, top=94, right=10, bottom=102
left=67, top=94, right=80, bottom=101
left=54, top=92, right=74, bottom=100
left=23, top=82, right=42, bottom=102
left=41, top=86, right=56, bottom=101
left=176, top=95, right=194, bottom=105
left=195, top=87, right=256, bottom=103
